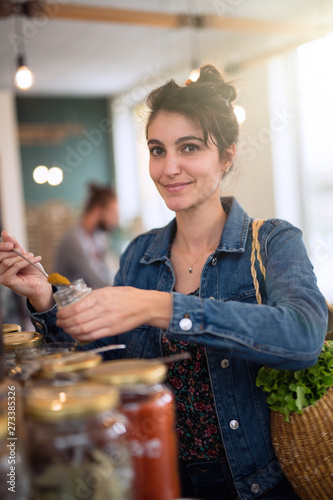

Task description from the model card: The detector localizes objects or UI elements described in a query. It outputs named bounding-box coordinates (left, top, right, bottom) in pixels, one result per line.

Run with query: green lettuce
left=256, top=341, right=333, bottom=421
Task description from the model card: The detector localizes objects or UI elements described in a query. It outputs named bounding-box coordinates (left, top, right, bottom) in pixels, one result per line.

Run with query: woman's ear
left=222, top=143, right=236, bottom=172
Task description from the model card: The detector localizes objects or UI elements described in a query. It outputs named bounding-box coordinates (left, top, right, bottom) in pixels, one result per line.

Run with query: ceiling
left=0, top=0, right=333, bottom=98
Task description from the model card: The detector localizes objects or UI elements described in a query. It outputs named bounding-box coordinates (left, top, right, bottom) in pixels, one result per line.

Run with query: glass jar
left=86, top=359, right=181, bottom=500
left=0, top=380, right=30, bottom=499
left=53, top=278, right=92, bottom=309
left=15, top=342, right=90, bottom=386
left=3, top=331, right=44, bottom=380
left=36, top=349, right=102, bottom=380
left=24, top=382, right=134, bottom=500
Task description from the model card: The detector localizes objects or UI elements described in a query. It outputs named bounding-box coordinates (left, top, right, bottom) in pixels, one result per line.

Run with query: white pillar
left=0, top=90, right=26, bottom=248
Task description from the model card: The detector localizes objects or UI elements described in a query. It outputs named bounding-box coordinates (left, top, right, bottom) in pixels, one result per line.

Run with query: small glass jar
left=53, top=278, right=92, bottom=310
left=86, top=359, right=181, bottom=500
left=17, top=342, right=92, bottom=386
left=36, top=349, right=102, bottom=380
left=24, top=382, right=134, bottom=500
left=3, top=331, right=44, bottom=380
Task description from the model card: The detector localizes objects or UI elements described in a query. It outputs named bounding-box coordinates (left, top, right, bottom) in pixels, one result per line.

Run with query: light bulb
left=234, top=105, right=246, bottom=124
left=33, top=166, right=48, bottom=184
left=47, top=167, right=63, bottom=186
left=189, top=68, right=200, bottom=82
left=14, top=55, right=34, bottom=90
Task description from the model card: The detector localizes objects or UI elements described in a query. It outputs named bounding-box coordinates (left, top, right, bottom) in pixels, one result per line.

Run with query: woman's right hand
left=0, top=231, right=54, bottom=312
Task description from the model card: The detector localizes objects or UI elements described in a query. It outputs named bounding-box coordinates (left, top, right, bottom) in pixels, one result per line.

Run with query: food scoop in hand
left=12, top=248, right=71, bottom=285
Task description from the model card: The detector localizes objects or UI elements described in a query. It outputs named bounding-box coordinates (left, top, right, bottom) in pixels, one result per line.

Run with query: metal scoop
left=12, top=248, right=70, bottom=285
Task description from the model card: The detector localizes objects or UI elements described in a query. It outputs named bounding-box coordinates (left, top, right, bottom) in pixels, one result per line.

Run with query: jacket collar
left=141, top=196, right=250, bottom=265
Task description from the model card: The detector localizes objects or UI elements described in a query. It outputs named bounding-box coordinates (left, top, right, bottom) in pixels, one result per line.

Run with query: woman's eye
left=150, top=147, right=165, bottom=156
left=183, top=144, right=199, bottom=153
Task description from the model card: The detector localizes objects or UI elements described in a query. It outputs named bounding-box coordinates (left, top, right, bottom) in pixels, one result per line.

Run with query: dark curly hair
left=145, top=64, right=239, bottom=159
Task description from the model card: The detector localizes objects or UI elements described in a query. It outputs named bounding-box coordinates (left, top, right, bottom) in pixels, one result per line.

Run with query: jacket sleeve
left=167, top=221, right=328, bottom=370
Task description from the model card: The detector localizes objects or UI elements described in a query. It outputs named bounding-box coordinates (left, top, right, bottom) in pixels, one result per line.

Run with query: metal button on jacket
left=251, top=484, right=260, bottom=494
left=229, top=420, right=239, bottom=430
left=179, top=317, right=192, bottom=331
left=211, top=257, right=217, bottom=266
left=221, top=359, right=229, bottom=369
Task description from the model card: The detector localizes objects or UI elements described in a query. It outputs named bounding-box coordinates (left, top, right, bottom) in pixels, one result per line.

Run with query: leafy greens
left=256, top=341, right=333, bottom=421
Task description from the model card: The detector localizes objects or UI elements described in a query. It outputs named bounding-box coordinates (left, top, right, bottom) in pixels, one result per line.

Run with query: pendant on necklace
left=189, top=268, right=192, bottom=274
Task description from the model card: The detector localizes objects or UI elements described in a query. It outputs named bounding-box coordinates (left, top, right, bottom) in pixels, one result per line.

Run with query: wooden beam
left=204, top=15, right=314, bottom=36
left=36, top=3, right=316, bottom=36
left=44, top=3, right=182, bottom=28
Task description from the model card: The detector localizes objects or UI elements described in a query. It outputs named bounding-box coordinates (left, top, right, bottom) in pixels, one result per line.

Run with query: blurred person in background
left=55, top=183, right=119, bottom=288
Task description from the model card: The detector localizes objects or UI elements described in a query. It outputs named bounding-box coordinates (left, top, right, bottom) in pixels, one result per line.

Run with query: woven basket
left=270, top=386, right=333, bottom=499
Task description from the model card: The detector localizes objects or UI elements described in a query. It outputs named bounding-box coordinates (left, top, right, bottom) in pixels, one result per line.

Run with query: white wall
left=227, top=62, right=276, bottom=219
left=0, top=90, right=26, bottom=248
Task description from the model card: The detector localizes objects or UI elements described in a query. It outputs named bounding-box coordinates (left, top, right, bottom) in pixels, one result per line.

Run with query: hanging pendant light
left=14, top=54, right=34, bottom=90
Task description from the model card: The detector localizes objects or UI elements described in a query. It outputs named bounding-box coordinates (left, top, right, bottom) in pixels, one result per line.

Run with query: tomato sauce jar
left=86, top=358, right=180, bottom=500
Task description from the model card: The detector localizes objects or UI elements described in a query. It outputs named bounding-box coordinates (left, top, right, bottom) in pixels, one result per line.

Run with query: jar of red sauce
left=86, top=359, right=180, bottom=500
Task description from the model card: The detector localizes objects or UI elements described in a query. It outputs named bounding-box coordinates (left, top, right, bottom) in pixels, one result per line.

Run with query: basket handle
left=251, top=220, right=333, bottom=335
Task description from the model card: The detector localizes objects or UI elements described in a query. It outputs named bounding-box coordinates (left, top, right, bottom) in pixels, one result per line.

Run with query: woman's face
left=147, top=111, right=234, bottom=213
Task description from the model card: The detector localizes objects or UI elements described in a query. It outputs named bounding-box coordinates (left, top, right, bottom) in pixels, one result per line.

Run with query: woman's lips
left=163, top=182, right=191, bottom=193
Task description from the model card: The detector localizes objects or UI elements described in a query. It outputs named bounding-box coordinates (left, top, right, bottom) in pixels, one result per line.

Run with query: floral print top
left=162, top=291, right=226, bottom=461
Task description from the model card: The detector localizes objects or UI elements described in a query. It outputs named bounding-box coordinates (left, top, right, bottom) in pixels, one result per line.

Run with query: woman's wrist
left=146, top=291, right=172, bottom=329
left=28, top=283, right=55, bottom=313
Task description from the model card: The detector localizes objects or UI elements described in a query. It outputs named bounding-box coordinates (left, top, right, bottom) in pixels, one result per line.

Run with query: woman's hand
left=56, top=286, right=172, bottom=341
left=0, top=231, right=54, bottom=312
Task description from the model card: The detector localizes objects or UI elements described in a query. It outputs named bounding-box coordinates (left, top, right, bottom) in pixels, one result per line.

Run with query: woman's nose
left=164, top=152, right=181, bottom=176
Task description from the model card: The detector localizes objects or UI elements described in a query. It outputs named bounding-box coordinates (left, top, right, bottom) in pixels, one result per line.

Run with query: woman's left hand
left=56, top=286, right=172, bottom=341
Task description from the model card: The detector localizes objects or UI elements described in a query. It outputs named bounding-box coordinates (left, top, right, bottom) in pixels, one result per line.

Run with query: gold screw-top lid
left=3, top=331, right=44, bottom=350
left=39, top=351, right=102, bottom=378
left=2, top=324, right=22, bottom=333
left=86, top=358, right=167, bottom=386
left=24, top=383, right=119, bottom=421
left=0, top=414, right=7, bottom=439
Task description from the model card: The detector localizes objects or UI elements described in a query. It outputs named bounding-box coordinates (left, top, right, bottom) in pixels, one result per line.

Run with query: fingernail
left=5, top=243, right=13, bottom=249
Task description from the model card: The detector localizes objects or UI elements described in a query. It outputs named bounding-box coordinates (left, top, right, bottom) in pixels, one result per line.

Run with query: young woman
left=0, top=65, right=327, bottom=500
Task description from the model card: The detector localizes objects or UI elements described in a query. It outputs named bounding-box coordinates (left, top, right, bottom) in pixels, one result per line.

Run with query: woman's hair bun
left=197, top=64, right=237, bottom=102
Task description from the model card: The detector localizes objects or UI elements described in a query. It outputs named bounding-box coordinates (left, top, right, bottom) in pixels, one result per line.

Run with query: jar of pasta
left=86, top=359, right=180, bottom=500
left=24, top=382, right=134, bottom=500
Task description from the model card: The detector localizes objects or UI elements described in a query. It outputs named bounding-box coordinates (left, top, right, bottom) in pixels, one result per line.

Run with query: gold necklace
left=176, top=237, right=220, bottom=274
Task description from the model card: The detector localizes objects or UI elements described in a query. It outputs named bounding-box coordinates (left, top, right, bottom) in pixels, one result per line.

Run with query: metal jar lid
left=0, top=414, right=7, bottom=439
left=2, top=324, right=22, bottom=333
left=24, top=383, right=119, bottom=421
left=86, top=358, right=167, bottom=386
left=38, top=351, right=102, bottom=378
left=3, top=331, right=44, bottom=350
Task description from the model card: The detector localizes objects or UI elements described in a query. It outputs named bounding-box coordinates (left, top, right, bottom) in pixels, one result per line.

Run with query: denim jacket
left=29, top=197, right=327, bottom=500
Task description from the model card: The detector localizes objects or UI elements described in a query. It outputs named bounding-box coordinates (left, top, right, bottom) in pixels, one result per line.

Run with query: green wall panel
left=16, top=97, right=114, bottom=208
